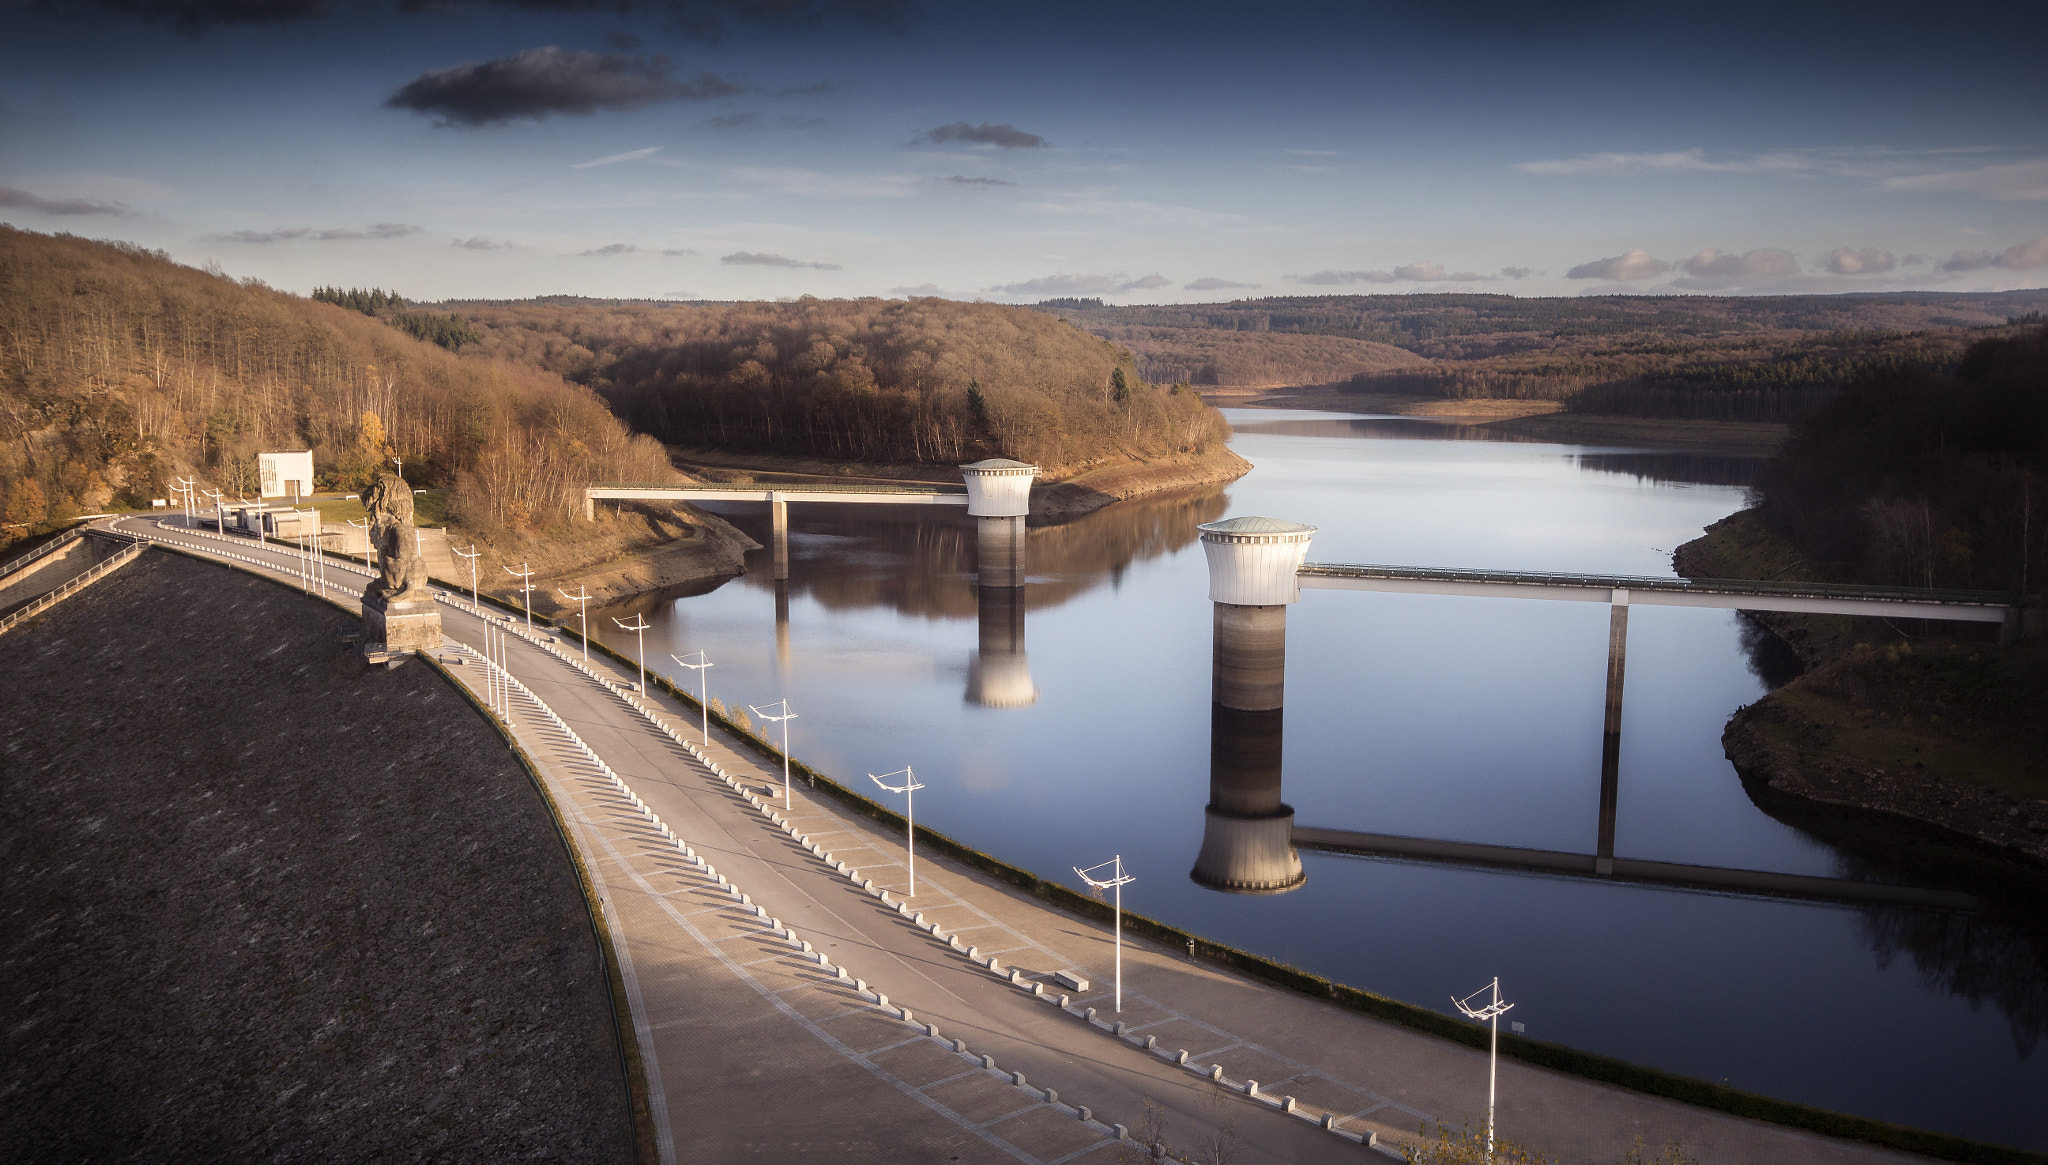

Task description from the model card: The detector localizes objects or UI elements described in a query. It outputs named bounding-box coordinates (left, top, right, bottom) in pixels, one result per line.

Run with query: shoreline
left=1203, top=385, right=1789, bottom=453
left=1672, top=512, right=2047, bottom=876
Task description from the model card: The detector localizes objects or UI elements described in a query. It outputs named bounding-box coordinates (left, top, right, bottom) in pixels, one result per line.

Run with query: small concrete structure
left=961, top=459, right=1037, bottom=588
left=1190, top=517, right=1314, bottom=895
left=258, top=450, right=314, bottom=502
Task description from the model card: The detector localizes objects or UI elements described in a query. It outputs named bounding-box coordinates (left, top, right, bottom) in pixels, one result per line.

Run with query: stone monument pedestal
left=361, top=594, right=442, bottom=655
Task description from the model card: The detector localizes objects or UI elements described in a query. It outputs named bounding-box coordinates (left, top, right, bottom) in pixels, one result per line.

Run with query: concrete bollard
left=899, top=1007, right=913, bottom=1023
left=913, top=912, right=926, bottom=926
left=1058, top=994, right=1070, bottom=1009
left=1085, top=1008, right=1097, bottom=1023
left=1245, top=1080, right=1259, bottom=1096
left=1284, top=1097, right=1297, bottom=1114
left=1144, top=1035, right=1157, bottom=1051
left=1177, top=1050, right=1189, bottom=1065
left=1113, top=1021, right=1126, bottom=1036
left=837, top=967, right=850, bottom=981
left=854, top=979, right=866, bottom=993
left=1011, top=1071, right=1026, bottom=1087
left=875, top=993, right=887, bottom=1009
left=897, top=902, right=910, bottom=916
left=952, top=1039, right=966, bottom=1053
left=925, top=1023, right=940, bottom=1039
left=1077, top=1106, right=1091, bottom=1123
left=965, top=946, right=978, bottom=959
left=1032, top=982, right=1044, bottom=997
left=1113, top=1124, right=1128, bottom=1141
left=1321, top=1113, right=1336, bottom=1130
left=1209, top=1065, right=1223, bottom=1081
left=1044, top=1088, right=1057, bottom=1105
left=981, top=1054, right=996, bottom=1069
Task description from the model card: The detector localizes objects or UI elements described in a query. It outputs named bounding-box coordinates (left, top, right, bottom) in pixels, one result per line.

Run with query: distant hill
left=0, top=227, right=672, bottom=549
left=1040, top=290, right=2048, bottom=420
left=444, top=297, right=1230, bottom=477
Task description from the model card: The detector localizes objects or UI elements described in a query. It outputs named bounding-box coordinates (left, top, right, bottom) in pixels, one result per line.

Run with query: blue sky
left=2, top=0, right=2043, bottom=302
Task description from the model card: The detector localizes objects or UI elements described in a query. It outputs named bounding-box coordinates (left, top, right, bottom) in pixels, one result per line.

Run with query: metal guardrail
left=589, top=480, right=966, bottom=496
left=0, top=539, right=145, bottom=638
left=1296, top=562, right=2014, bottom=609
left=0, top=525, right=87, bottom=582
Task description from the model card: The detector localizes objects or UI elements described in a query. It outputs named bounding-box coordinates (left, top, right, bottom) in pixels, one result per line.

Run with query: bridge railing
left=1296, top=561, right=2014, bottom=609
left=588, top=480, right=966, bottom=496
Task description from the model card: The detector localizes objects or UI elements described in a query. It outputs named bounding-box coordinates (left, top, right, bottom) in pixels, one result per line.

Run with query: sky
left=1, top=0, right=2044, bottom=304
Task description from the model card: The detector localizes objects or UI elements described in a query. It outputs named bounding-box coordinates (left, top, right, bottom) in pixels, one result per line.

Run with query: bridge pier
left=1191, top=517, right=1316, bottom=894
left=1597, top=589, right=1628, bottom=875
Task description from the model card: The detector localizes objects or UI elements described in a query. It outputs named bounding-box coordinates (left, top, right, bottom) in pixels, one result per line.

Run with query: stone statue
left=356, top=471, right=441, bottom=655
left=360, top=472, right=432, bottom=604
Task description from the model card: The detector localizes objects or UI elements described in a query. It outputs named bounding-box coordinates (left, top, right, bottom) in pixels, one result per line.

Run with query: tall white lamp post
left=347, top=518, right=372, bottom=570
left=612, top=614, right=651, bottom=692
left=868, top=766, right=924, bottom=897
left=1452, top=977, right=1515, bottom=1165
left=1074, top=856, right=1135, bottom=1013
left=558, top=586, right=594, bottom=661
left=200, top=488, right=223, bottom=534
left=504, top=562, right=535, bottom=629
left=747, top=699, right=797, bottom=809
left=669, top=650, right=712, bottom=743
left=451, top=543, right=480, bottom=609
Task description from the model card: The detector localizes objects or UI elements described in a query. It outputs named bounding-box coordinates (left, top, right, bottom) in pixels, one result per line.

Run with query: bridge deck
left=1297, top=562, right=2013, bottom=622
left=587, top=480, right=968, bottom=506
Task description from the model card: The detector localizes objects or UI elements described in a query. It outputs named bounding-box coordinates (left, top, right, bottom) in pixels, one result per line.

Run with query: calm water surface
left=596, top=409, right=2047, bottom=1149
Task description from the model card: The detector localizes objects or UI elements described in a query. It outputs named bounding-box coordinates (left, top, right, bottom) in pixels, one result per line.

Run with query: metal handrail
left=0, top=541, right=144, bottom=637
left=588, top=480, right=966, bottom=496
left=0, top=525, right=86, bottom=581
left=1297, top=562, right=2014, bottom=609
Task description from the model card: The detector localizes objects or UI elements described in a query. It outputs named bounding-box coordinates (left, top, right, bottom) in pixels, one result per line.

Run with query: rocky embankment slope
left=0, top=550, right=634, bottom=1160
left=1675, top=511, right=2047, bottom=873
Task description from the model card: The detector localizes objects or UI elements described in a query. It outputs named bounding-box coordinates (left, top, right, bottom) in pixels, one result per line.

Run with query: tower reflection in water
left=966, top=583, right=1036, bottom=707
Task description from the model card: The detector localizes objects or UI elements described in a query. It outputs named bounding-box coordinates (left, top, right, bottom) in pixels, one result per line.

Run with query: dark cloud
left=0, top=186, right=131, bottom=216
left=582, top=243, right=641, bottom=256
left=661, top=247, right=698, bottom=256
left=1289, top=261, right=1484, bottom=285
left=915, top=121, right=1046, bottom=149
left=1564, top=248, right=1671, bottom=281
left=208, top=223, right=420, bottom=243
left=934, top=175, right=1014, bottom=188
left=1184, top=276, right=1259, bottom=291
left=1941, top=236, right=2048, bottom=272
left=452, top=235, right=516, bottom=249
left=54, top=0, right=915, bottom=37
left=1499, top=266, right=1534, bottom=279
left=386, top=47, right=743, bottom=128
left=985, top=272, right=1167, bottom=296
left=721, top=250, right=841, bottom=270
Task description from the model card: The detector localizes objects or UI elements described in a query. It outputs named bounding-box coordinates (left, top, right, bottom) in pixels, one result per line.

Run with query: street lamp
left=559, top=586, right=594, bottom=661
left=747, top=699, right=797, bottom=810
left=503, top=562, right=535, bottom=629
left=174, top=476, right=196, bottom=526
left=200, top=488, right=223, bottom=534
left=347, top=518, right=372, bottom=570
left=1452, top=977, right=1516, bottom=1165
left=612, top=614, right=651, bottom=693
left=669, top=650, right=712, bottom=743
left=868, top=766, right=925, bottom=897
left=451, top=543, right=480, bottom=609
left=1074, top=856, right=1135, bottom=1013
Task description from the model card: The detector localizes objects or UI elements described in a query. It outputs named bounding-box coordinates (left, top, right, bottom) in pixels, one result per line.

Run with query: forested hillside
left=448, top=297, right=1230, bottom=477
left=1753, top=325, right=2047, bottom=594
left=1051, top=290, right=2048, bottom=423
left=0, top=228, right=672, bottom=548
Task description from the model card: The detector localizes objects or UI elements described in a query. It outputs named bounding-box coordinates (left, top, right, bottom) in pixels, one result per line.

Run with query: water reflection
left=967, top=584, right=1035, bottom=707
left=1192, top=705, right=1304, bottom=894
left=1573, top=451, right=1761, bottom=488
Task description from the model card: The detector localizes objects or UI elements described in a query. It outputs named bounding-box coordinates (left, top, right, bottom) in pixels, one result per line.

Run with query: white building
left=258, top=450, right=315, bottom=501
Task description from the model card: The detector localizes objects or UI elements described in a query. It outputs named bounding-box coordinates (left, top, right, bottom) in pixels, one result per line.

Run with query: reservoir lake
left=594, top=408, right=2047, bottom=1150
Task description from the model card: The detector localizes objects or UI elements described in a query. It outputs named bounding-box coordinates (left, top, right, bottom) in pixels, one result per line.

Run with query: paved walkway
left=112, top=516, right=1948, bottom=1165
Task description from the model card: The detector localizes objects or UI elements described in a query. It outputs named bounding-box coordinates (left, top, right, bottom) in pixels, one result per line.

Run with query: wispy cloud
left=915, top=122, right=1047, bottom=149
left=661, top=247, right=698, bottom=257
left=934, top=175, right=1015, bottom=188
left=1499, top=266, right=1535, bottom=279
left=1289, top=260, right=1485, bottom=285
left=572, top=146, right=663, bottom=169
left=581, top=242, right=641, bottom=256
left=1283, top=149, right=1337, bottom=157
left=1883, top=159, right=2048, bottom=202
left=698, top=112, right=758, bottom=129
left=452, top=236, right=516, bottom=250
left=721, top=250, right=841, bottom=270
left=386, top=47, right=742, bottom=127
left=1939, top=236, right=2048, bottom=272
left=209, top=223, right=421, bottom=244
left=984, top=272, right=1168, bottom=296
left=0, top=185, right=131, bottom=216
left=1184, top=276, right=1260, bottom=291
left=1564, top=248, right=1670, bottom=281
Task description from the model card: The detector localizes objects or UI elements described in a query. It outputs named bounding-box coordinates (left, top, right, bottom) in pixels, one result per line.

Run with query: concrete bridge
left=1189, top=515, right=2021, bottom=911
left=586, top=460, right=1036, bottom=585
